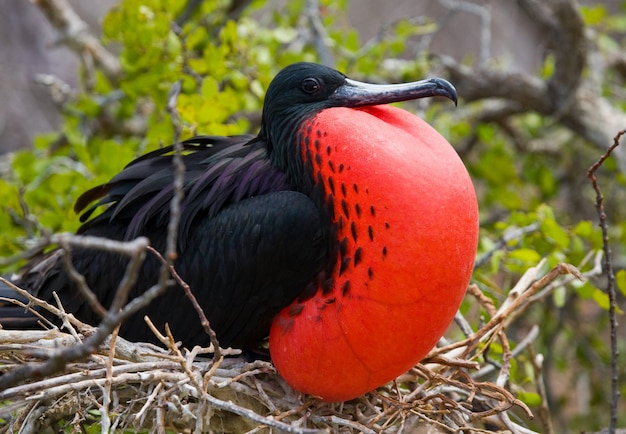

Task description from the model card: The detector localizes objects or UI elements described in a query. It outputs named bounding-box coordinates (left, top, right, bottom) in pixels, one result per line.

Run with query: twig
left=586, top=128, right=625, bottom=434
left=163, top=81, right=223, bottom=360
left=100, top=326, right=119, bottom=433
left=0, top=277, right=87, bottom=331
left=51, top=292, right=81, bottom=341
left=438, top=0, right=491, bottom=67
left=162, top=79, right=184, bottom=275
left=0, top=237, right=161, bottom=391
left=166, top=81, right=183, bottom=145
left=429, top=261, right=582, bottom=359
left=146, top=246, right=222, bottom=358
left=107, top=240, right=147, bottom=314
left=311, top=414, right=374, bottom=434
left=0, top=361, right=181, bottom=402
left=453, top=310, right=475, bottom=338
left=473, top=325, right=539, bottom=379
left=58, top=245, right=107, bottom=318
left=180, top=382, right=326, bottom=434
left=498, top=411, right=539, bottom=434
left=304, top=0, right=335, bottom=68
left=528, top=346, right=554, bottom=434
left=135, top=382, right=162, bottom=425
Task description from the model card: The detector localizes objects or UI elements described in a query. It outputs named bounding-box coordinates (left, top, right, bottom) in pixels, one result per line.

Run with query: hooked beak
left=330, top=77, right=458, bottom=107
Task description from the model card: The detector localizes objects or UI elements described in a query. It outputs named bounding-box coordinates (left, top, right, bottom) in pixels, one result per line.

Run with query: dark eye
left=301, top=77, right=321, bottom=94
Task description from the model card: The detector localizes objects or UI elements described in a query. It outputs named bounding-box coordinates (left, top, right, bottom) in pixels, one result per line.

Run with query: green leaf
left=553, top=286, right=566, bottom=308
left=573, top=220, right=593, bottom=238
left=616, top=270, right=626, bottom=297
left=540, top=217, right=570, bottom=249
left=542, top=54, right=555, bottom=78
left=509, top=248, right=542, bottom=265
left=573, top=279, right=595, bottom=299
left=580, top=5, right=607, bottom=26
left=592, top=288, right=610, bottom=310
left=517, top=391, right=542, bottom=407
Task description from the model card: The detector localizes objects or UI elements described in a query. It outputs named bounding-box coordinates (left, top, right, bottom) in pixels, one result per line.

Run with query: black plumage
left=0, top=62, right=457, bottom=349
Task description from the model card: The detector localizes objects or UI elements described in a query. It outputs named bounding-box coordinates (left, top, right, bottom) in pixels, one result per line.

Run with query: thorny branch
left=586, top=129, right=624, bottom=434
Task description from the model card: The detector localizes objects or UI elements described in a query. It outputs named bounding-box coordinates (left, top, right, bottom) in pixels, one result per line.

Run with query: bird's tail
left=0, top=278, right=41, bottom=329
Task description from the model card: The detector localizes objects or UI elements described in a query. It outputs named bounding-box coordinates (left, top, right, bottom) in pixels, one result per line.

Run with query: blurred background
left=1, top=0, right=625, bottom=432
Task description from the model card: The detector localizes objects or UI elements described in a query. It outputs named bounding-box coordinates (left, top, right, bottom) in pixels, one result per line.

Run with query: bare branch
left=529, top=347, right=554, bottom=434
left=586, top=129, right=625, bottom=434
left=437, top=0, right=626, bottom=172
left=304, top=0, right=336, bottom=68
left=147, top=246, right=222, bottom=359
left=0, top=236, right=156, bottom=391
left=429, top=260, right=583, bottom=360
left=474, top=222, right=540, bottom=269
left=438, top=0, right=492, bottom=67
left=546, top=0, right=586, bottom=106
left=32, top=0, right=122, bottom=81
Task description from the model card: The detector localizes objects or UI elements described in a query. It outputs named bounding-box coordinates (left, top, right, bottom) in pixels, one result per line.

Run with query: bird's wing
left=76, top=135, right=291, bottom=242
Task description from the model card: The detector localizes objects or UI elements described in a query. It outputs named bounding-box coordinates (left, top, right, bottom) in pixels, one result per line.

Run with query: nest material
left=0, top=259, right=587, bottom=433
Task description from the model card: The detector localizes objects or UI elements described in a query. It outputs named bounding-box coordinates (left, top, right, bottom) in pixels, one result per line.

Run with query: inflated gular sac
left=270, top=105, right=478, bottom=402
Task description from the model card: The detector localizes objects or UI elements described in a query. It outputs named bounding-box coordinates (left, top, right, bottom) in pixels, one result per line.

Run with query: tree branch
left=438, top=0, right=626, bottom=172
left=586, top=129, right=624, bottom=434
left=32, top=0, right=121, bottom=82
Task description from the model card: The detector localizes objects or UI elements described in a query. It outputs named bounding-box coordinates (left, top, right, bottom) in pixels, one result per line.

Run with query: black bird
left=0, top=63, right=475, bottom=402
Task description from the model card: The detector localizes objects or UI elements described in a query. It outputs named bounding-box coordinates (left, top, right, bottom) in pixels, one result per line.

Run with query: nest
left=0, top=257, right=590, bottom=433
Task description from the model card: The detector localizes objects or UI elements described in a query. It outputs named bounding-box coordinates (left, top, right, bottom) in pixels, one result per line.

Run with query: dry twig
left=1, top=262, right=558, bottom=433
left=586, top=128, right=625, bottom=434
left=0, top=231, right=547, bottom=432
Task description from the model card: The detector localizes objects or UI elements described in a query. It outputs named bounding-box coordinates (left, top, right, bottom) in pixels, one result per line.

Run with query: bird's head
left=258, top=62, right=457, bottom=189
left=259, top=62, right=456, bottom=144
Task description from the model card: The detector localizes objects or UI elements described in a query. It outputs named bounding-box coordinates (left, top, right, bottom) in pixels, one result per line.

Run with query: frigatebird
left=0, top=62, right=478, bottom=401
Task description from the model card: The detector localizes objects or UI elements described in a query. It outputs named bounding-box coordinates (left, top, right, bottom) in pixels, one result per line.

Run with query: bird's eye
left=301, top=77, right=321, bottom=94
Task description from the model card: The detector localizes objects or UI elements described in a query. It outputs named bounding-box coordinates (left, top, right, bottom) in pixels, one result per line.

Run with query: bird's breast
left=270, top=104, right=478, bottom=402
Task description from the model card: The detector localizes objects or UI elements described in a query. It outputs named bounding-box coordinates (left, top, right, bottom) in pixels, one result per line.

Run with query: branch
left=304, top=0, right=336, bottom=68
left=586, top=129, right=624, bottom=434
left=545, top=0, right=586, bottom=106
left=32, top=0, right=122, bottom=81
left=0, top=236, right=158, bottom=391
left=146, top=246, right=222, bottom=359
left=429, top=260, right=583, bottom=359
left=439, top=55, right=549, bottom=110
left=474, top=222, right=540, bottom=269
left=438, top=0, right=492, bottom=67
left=437, top=0, right=626, bottom=172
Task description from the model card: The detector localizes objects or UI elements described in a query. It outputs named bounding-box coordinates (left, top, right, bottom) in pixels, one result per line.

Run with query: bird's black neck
left=259, top=107, right=318, bottom=195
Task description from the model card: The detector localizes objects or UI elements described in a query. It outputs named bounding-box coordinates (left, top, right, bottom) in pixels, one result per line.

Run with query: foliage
left=1, top=0, right=625, bottom=432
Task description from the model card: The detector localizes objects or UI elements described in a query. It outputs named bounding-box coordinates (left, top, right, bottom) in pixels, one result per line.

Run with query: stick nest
left=0, top=259, right=587, bottom=433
